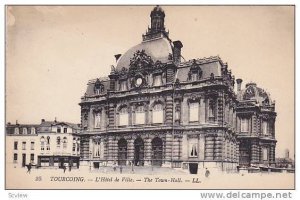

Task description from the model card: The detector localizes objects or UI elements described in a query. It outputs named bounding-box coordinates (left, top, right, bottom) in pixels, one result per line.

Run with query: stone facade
left=79, top=6, right=276, bottom=171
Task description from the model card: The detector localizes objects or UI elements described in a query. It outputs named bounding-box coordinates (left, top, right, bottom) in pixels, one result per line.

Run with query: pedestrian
left=120, top=165, right=123, bottom=174
left=26, top=163, right=32, bottom=174
left=63, top=164, right=67, bottom=173
left=69, top=164, right=72, bottom=172
left=113, top=162, right=117, bottom=172
left=205, top=168, right=210, bottom=178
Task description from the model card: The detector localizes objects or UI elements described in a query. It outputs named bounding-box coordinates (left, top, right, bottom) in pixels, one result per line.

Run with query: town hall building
left=77, top=6, right=276, bottom=171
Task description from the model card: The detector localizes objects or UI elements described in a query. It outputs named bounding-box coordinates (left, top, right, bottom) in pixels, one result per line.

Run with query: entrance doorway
left=22, top=154, right=26, bottom=167
left=152, top=137, right=163, bottom=166
left=134, top=137, right=144, bottom=166
left=118, top=138, right=127, bottom=166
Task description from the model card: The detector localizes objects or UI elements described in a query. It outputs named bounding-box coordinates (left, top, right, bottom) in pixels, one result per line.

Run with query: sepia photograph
left=5, top=5, right=295, bottom=190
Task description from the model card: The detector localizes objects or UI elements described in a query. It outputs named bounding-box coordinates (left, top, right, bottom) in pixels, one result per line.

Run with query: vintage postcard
left=5, top=5, right=295, bottom=189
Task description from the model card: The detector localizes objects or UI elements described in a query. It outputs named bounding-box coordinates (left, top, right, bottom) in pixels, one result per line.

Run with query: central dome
left=116, top=37, right=173, bottom=71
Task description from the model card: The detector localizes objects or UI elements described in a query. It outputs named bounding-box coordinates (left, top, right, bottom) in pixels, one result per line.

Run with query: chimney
left=173, top=40, right=183, bottom=65
left=16, top=120, right=19, bottom=125
left=54, top=117, right=57, bottom=123
left=114, top=54, right=122, bottom=62
left=236, top=78, right=243, bottom=91
left=41, top=119, right=45, bottom=123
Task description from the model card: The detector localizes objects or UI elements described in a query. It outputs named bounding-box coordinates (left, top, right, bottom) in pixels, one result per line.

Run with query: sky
left=6, top=6, right=294, bottom=158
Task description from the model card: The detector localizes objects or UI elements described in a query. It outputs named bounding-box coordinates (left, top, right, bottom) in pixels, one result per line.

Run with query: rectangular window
left=57, top=127, right=61, bottom=133
left=13, top=153, right=18, bottom=162
left=72, top=143, right=76, bottom=152
left=119, top=113, right=129, bottom=126
left=22, top=142, right=26, bottom=150
left=241, top=118, right=249, bottom=132
left=263, top=148, right=268, bottom=161
left=262, top=121, right=268, bottom=135
left=152, top=110, right=163, bottom=124
left=30, top=154, right=34, bottom=162
left=94, top=113, right=101, bottom=128
left=189, top=102, right=199, bottom=122
left=31, top=142, right=35, bottom=150
left=64, top=128, right=68, bottom=133
left=14, top=141, right=18, bottom=150
left=135, top=112, right=145, bottom=125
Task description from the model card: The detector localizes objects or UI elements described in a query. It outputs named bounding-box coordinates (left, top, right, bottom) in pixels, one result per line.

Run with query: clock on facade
left=135, top=77, right=143, bottom=87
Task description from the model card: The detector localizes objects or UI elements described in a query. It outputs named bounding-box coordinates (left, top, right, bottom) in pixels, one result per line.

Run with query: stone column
left=269, top=144, right=276, bottom=163
left=250, top=140, right=259, bottom=164
left=108, top=103, right=115, bottom=128
left=214, top=135, right=223, bottom=160
left=165, top=96, right=173, bottom=125
left=252, top=115, right=257, bottom=134
left=217, top=95, right=224, bottom=125
left=127, top=138, right=134, bottom=162
left=144, top=137, right=152, bottom=166
left=163, top=133, right=172, bottom=167
left=107, top=135, right=114, bottom=165
left=205, top=135, right=214, bottom=160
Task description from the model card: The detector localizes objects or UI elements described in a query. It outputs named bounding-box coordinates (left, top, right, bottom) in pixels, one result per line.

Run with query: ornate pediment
left=129, top=50, right=154, bottom=72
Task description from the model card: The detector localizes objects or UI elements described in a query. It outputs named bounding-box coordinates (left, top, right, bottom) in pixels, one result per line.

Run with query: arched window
left=119, top=106, right=129, bottom=126
left=31, top=127, right=36, bottom=134
left=23, top=128, right=27, bottom=134
left=63, top=137, right=67, bottom=149
left=262, top=147, right=268, bottom=161
left=189, top=102, right=199, bottom=122
left=189, top=139, right=198, bottom=158
left=14, top=127, right=19, bottom=134
left=135, top=106, right=145, bottom=125
left=241, top=118, right=249, bottom=132
left=152, top=103, right=163, bottom=124
left=94, top=112, right=101, bottom=128
left=120, top=80, right=128, bottom=91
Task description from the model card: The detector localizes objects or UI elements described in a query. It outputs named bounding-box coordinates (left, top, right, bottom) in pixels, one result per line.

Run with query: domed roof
left=116, top=37, right=173, bottom=71
left=239, top=82, right=272, bottom=106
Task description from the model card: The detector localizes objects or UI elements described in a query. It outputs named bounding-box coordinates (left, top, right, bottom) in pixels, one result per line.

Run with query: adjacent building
left=6, top=119, right=81, bottom=168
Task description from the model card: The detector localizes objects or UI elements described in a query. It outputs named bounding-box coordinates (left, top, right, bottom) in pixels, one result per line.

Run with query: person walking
left=63, top=164, right=67, bottom=173
left=26, top=163, right=32, bottom=174
left=205, top=168, right=210, bottom=178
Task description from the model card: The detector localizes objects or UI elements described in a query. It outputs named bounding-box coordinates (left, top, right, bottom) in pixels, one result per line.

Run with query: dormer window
left=14, top=127, right=19, bottom=134
left=153, top=74, right=162, bottom=86
left=94, top=80, right=104, bottom=95
left=23, top=128, right=27, bottom=134
left=188, top=59, right=202, bottom=82
left=120, top=80, right=128, bottom=91
left=31, top=127, right=36, bottom=134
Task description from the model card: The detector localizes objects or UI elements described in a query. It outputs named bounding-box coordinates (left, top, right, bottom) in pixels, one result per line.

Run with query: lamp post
left=89, top=150, right=92, bottom=172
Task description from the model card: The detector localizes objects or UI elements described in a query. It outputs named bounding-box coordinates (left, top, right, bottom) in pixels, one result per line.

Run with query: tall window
left=14, top=127, right=19, bottom=134
left=30, top=142, right=35, bottom=150
left=262, top=148, right=268, bottom=161
left=22, top=142, right=26, bottom=150
left=241, top=118, right=249, bottom=132
left=56, top=136, right=61, bottom=147
left=135, top=106, right=145, bottom=125
left=191, top=73, right=198, bottom=82
left=93, top=141, right=101, bottom=157
left=57, top=127, right=61, bottom=133
left=14, top=141, right=18, bottom=150
left=152, top=104, right=163, bottom=124
left=30, top=154, right=34, bottom=162
left=262, top=121, right=268, bottom=135
left=94, top=112, right=101, bottom=128
left=46, top=136, right=50, bottom=150
left=40, top=136, right=45, bottom=151
left=77, top=139, right=80, bottom=152
left=64, top=127, right=68, bottom=133
left=63, top=137, right=67, bottom=149
left=23, top=128, right=27, bottom=134
left=208, top=100, right=215, bottom=121
left=13, top=153, right=18, bottom=162
left=189, top=102, right=199, bottom=122
left=153, top=75, right=162, bottom=86
left=189, top=139, right=198, bottom=158
left=120, top=80, right=127, bottom=91
left=119, top=107, right=129, bottom=126
left=72, top=138, right=76, bottom=152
